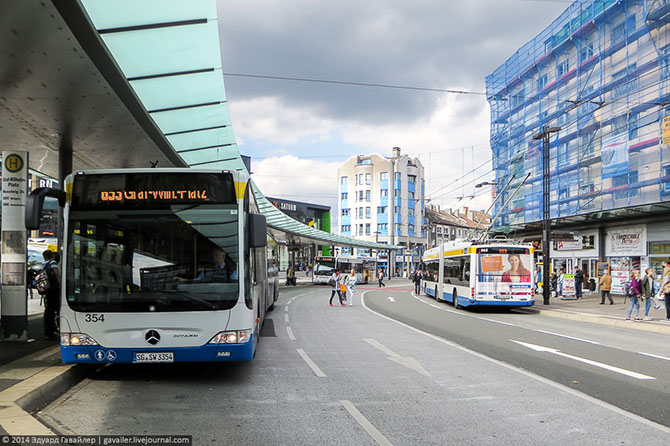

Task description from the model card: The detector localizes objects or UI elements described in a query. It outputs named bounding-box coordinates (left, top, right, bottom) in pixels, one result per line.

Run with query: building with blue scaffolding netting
left=486, top=0, right=670, bottom=285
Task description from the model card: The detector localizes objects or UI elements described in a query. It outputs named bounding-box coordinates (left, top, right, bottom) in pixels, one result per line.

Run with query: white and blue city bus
left=421, top=239, right=535, bottom=308
left=26, top=169, right=271, bottom=364
left=312, top=255, right=376, bottom=284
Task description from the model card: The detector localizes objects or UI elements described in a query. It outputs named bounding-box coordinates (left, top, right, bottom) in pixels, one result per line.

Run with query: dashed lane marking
left=297, top=349, right=326, bottom=377
left=340, top=400, right=393, bottom=446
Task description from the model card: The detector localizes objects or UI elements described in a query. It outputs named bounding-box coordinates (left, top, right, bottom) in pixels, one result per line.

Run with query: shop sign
left=606, top=226, right=646, bottom=257
left=554, top=239, right=581, bottom=251
left=663, top=116, right=670, bottom=145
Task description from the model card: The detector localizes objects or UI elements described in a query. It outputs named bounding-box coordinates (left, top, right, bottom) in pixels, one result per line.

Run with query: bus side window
left=462, top=259, right=470, bottom=283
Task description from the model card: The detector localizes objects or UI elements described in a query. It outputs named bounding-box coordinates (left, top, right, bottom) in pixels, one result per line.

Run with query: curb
left=0, top=359, right=93, bottom=435
left=533, top=308, right=670, bottom=334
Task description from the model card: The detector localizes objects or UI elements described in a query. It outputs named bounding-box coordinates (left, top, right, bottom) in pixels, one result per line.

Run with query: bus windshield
left=314, top=258, right=335, bottom=276
left=66, top=205, right=240, bottom=312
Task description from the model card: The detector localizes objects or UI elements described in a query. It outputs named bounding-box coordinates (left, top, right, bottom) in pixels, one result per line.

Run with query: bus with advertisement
left=26, top=168, right=272, bottom=364
left=312, top=255, right=377, bottom=284
left=420, top=239, right=535, bottom=308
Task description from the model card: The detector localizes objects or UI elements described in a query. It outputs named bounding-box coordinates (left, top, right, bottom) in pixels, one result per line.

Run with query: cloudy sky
left=216, top=0, right=568, bottom=228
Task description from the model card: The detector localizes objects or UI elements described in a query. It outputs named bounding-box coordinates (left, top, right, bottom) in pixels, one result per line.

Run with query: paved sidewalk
left=527, top=290, right=670, bottom=334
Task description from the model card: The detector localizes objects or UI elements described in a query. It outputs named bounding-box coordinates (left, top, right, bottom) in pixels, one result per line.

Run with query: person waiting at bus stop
left=41, top=250, right=60, bottom=340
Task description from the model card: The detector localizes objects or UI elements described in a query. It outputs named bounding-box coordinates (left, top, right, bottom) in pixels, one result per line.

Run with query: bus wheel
left=435, top=286, right=439, bottom=302
left=453, top=288, right=460, bottom=309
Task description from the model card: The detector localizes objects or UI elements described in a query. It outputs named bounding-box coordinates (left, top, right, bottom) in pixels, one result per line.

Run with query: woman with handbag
left=625, top=269, right=642, bottom=321
left=329, top=269, right=345, bottom=307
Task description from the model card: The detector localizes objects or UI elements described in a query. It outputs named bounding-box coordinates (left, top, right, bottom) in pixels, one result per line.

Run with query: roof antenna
left=149, top=160, right=159, bottom=168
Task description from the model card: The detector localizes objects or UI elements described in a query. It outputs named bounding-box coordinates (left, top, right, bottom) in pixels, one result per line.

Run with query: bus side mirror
left=249, top=213, right=267, bottom=248
left=25, top=187, right=65, bottom=230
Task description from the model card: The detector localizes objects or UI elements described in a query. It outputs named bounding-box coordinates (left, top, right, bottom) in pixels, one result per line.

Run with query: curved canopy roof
left=71, top=0, right=400, bottom=250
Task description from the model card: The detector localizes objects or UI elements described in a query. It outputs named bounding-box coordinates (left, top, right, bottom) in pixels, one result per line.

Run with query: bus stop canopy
left=13, top=0, right=400, bottom=252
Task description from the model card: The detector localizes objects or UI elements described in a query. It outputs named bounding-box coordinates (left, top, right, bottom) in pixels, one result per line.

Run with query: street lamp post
left=533, top=126, right=561, bottom=305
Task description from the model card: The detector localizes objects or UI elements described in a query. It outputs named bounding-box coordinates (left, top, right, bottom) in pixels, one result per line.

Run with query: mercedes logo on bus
left=145, top=330, right=161, bottom=345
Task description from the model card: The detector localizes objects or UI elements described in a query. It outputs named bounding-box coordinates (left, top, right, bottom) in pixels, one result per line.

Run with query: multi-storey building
left=486, top=0, right=670, bottom=287
left=337, top=147, right=425, bottom=276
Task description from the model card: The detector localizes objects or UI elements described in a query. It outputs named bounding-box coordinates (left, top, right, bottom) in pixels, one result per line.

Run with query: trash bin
left=589, top=278, right=596, bottom=292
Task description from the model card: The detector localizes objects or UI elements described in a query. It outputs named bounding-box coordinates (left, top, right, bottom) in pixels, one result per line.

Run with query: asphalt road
left=39, top=285, right=670, bottom=445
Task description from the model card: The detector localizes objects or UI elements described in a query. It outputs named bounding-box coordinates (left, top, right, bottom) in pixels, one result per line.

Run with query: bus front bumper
left=60, top=335, right=255, bottom=364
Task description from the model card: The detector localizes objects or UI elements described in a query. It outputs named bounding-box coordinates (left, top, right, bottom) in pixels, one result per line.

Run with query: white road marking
left=340, top=400, right=393, bottom=446
left=286, top=327, right=296, bottom=341
left=536, top=330, right=600, bottom=345
left=387, top=296, right=395, bottom=302
left=639, top=352, right=670, bottom=361
left=285, top=314, right=290, bottom=323
left=285, top=306, right=289, bottom=313
left=511, top=340, right=655, bottom=380
left=364, top=338, right=431, bottom=377
left=360, top=290, right=670, bottom=435
left=476, top=317, right=517, bottom=327
left=297, top=349, right=326, bottom=377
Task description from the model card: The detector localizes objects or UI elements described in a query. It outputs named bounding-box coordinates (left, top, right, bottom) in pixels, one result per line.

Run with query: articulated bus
left=26, top=169, right=274, bottom=364
left=312, top=255, right=376, bottom=284
left=421, top=240, right=535, bottom=308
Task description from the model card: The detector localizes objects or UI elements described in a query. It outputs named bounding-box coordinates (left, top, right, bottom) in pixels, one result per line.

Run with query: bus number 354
left=84, top=314, right=105, bottom=323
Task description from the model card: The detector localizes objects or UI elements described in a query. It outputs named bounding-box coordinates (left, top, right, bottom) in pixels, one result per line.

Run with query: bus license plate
left=133, top=352, right=174, bottom=363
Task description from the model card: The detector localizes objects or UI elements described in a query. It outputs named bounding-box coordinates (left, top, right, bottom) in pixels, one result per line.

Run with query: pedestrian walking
left=346, top=268, right=357, bottom=307
left=377, top=268, right=386, bottom=288
left=574, top=266, right=584, bottom=299
left=328, top=269, right=345, bottom=306
left=558, top=268, right=565, bottom=297
left=550, top=271, right=558, bottom=298
left=599, top=269, right=613, bottom=305
left=662, top=263, right=670, bottom=322
left=286, top=263, right=296, bottom=286
left=626, top=269, right=642, bottom=321
left=413, top=269, right=422, bottom=294
left=641, top=268, right=654, bottom=320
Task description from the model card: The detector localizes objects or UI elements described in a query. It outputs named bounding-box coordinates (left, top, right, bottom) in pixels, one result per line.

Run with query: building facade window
left=394, top=172, right=401, bottom=181
left=380, top=172, right=388, bottom=181
left=342, top=209, right=349, bottom=216
left=377, top=206, right=387, bottom=214
left=365, top=190, right=371, bottom=202
left=663, top=164, right=670, bottom=192
left=365, top=224, right=371, bottom=235
left=341, top=176, right=347, bottom=185
left=380, top=189, right=388, bottom=197
left=365, top=207, right=371, bottom=219
left=341, top=192, right=348, bottom=200
left=580, top=43, right=594, bottom=63
left=365, top=173, right=371, bottom=185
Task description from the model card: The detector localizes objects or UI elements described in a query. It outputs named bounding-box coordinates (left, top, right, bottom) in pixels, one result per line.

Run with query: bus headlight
left=61, top=333, right=99, bottom=346
left=208, top=330, right=252, bottom=344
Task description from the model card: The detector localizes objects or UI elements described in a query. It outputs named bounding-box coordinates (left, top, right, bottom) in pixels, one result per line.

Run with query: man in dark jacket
left=41, top=250, right=60, bottom=340
left=413, top=269, right=422, bottom=294
left=574, top=266, right=584, bottom=299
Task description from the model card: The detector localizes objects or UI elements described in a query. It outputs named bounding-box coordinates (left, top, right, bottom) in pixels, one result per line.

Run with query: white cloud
left=229, top=97, right=336, bottom=146
left=251, top=155, right=342, bottom=228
